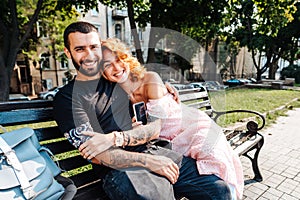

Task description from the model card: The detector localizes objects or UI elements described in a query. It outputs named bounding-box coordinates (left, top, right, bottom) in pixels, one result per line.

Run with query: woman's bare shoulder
left=143, top=71, right=167, bottom=99
left=144, top=71, right=164, bottom=84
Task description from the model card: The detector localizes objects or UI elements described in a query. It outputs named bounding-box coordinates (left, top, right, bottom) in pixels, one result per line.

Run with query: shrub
left=280, top=64, right=300, bottom=84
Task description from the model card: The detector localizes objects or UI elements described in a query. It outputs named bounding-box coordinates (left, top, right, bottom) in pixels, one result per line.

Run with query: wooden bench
left=0, top=87, right=265, bottom=199
left=179, top=86, right=265, bottom=182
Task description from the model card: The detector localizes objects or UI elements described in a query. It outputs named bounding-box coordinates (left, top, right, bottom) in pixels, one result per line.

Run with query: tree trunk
left=147, top=28, right=161, bottom=63
left=147, top=0, right=160, bottom=63
left=0, top=63, right=10, bottom=102
left=268, top=62, right=279, bottom=79
left=256, top=68, right=262, bottom=81
left=126, top=0, right=144, bottom=64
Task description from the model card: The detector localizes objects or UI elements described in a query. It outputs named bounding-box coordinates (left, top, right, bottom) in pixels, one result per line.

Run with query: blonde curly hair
left=101, top=38, right=146, bottom=80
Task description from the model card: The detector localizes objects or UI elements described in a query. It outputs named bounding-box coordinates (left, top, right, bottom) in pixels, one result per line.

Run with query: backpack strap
left=0, top=136, right=35, bottom=199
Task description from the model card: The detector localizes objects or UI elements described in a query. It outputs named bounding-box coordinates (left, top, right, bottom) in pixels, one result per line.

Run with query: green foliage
left=100, top=0, right=229, bottom=56
left=56, top=0, right=99, bottom=13
left=281, top=65, right=300, bottom=84
left=0, top=0, right=80, bottom=101
left=226, top=0, right=298, bottom=80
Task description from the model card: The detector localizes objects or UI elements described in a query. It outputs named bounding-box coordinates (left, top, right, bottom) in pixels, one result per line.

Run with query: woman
left=100, top=38, right=244, bottom=199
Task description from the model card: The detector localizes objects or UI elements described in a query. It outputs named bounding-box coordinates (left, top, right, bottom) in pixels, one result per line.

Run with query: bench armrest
left=211, top=109, right=266, bottom=133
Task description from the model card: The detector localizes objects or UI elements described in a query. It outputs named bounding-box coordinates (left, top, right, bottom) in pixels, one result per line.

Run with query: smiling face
left=101, top=48, right=130, bottom=83
left=64, top=31, right=102, bottom=80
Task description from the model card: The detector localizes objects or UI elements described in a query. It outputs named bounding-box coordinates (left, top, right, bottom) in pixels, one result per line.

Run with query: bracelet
left=114, top=131, right=124, bottom=147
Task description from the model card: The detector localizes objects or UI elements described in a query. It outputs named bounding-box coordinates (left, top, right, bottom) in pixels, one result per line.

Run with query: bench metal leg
left=242, top=134, right=264, bottom=182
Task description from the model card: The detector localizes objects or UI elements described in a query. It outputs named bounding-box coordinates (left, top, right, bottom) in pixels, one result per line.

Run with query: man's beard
left=71, top=55, right=101, bottom=77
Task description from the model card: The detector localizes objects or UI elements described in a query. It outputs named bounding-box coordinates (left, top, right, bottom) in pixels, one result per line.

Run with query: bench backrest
left=178, top=87, right=213, bottom=116
left=0, top=88, right=211, bottom=191
left=0, top=100, right=101, bottom=197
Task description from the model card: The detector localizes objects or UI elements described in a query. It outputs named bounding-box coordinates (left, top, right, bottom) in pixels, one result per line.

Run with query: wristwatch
left=114, top=131, right=124, bottom=147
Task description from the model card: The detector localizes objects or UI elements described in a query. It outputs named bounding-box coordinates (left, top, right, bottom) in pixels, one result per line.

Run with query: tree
left=98, top=0, right=228, bottom=81
left=0, top=0, right=91, bottom=101
left=227, top=0, right=297, bottom=81
left=0, top=0, right=44, bottom=101
left=278, top=2, right=300, bottom=66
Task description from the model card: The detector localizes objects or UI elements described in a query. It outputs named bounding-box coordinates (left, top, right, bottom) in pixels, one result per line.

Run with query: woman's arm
left=144, top=72, right=168, bottom=100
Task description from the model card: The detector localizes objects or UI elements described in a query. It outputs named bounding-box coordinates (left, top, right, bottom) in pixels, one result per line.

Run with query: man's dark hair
left=64, top=21, right=98, bottom=50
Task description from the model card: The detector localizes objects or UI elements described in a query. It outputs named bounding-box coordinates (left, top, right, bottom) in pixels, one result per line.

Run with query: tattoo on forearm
left=101, top=149, right=147, bottom=169
left=125, top=120, right=160, bottom=146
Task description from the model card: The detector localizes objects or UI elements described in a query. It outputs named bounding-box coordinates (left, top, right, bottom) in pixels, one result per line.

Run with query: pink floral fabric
left=146, top=94, right=244, bottom=199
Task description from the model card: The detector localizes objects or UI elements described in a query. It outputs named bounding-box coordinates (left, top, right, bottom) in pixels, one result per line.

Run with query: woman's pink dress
left=146, top=94, right=244, bottom=199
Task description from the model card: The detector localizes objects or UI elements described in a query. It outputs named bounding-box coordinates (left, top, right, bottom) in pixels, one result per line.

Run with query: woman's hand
left=132, top=116, right=143, bottom=128
left=165, top=82, right=180, bottom=103
left=79, top=131, right=114, bottom=160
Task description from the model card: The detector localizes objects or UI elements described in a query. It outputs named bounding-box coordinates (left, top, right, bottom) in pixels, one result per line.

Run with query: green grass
left=208, top=88, right=300, bottom=127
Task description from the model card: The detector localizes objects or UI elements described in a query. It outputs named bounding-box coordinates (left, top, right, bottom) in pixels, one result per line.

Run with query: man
left=54, top=21, right=231, bottom=200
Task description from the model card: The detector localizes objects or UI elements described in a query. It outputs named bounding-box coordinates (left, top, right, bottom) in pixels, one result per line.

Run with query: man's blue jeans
left=102, top=156, right=232, bottom=200
left=174, top=157, right=232, bottom=199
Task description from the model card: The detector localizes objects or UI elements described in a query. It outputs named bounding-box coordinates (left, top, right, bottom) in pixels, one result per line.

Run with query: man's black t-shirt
left=53, top=77, right=136, bottom=178
left=54, top=77, right=132, bottom=135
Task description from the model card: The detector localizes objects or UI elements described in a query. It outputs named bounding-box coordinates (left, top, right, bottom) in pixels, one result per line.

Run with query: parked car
left=225, top=78, right=255, bottom=87
left=238, top=78, right=252, bottom=84
left=190, top=82, right=205, bottom=89
left=9, top=94, right=31, bottom=101
left=38, top=86, right=62, bottom=100
left=196, top=81, right=228, bottom=91
left=171, top=83, right=194, bottom=90
left=224, top=79, right=242, bottom=87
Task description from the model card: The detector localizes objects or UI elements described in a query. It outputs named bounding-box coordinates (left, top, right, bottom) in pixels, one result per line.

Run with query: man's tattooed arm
left=94, top=147, right=180, bottom=183
left=123, top=119, right=161, bottom=146
left=99, top=148, right=148, bottom=168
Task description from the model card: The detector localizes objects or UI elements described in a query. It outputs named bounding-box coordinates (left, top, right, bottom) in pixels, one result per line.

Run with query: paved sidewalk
left=242, top=108, right=300, bottom=200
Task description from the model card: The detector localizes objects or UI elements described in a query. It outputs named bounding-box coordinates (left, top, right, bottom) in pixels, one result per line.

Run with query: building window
left=59, top=54, right=68, bottom=69
left=37, top=21, right=48, bottom=38
left=91, top=8, right=99, bottom=16
left=62, top=77, right=68, bottom=85
left=40, top=53, right=50, bottom=69
left=139, top=28, right=144, bottom=41
left=45, top=79, right=53, bottom=90
left=115, top=24, right=122, bottom=40
left=93, top=24, right=101, bottom=33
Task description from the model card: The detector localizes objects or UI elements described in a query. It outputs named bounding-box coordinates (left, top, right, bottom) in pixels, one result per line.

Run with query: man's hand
left=79, top=131, right=114, bottom=160
left=165, top=82, right=180, bottom=103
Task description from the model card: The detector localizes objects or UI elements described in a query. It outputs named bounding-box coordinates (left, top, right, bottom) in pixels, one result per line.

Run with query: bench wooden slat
left=0, top=108, right=54, bottom=125
left=0, top=100, right=53, bottom=111
left=43, top=140, right=77, bottom=154
left=34, top=127, right=62, bottom=141
left=179, top=92, right=209, bottom=102
left=58, top=155, right=91, bottom=172
left=232, top=134, right=263, bottom=156
left=186, top=100, right=212, bottom=109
